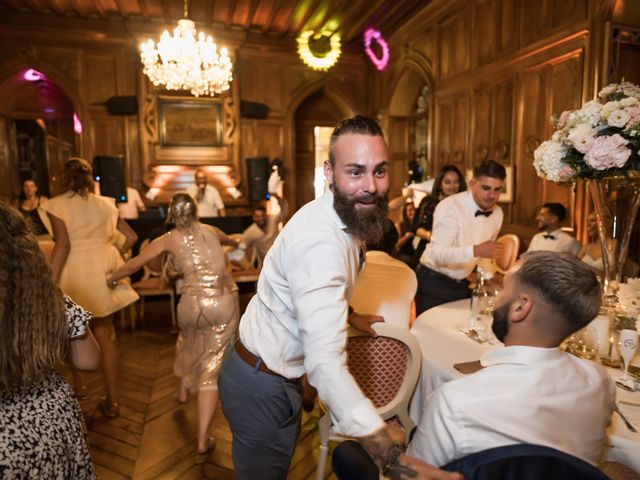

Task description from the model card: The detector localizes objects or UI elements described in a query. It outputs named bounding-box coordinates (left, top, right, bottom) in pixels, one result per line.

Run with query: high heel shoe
left=99, top=399, right=120, bottom=418
left=195, top=437, right=216, bottom=464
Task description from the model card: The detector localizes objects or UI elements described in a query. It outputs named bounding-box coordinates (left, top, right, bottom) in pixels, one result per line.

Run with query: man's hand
left=348, top=310, right=384, bottom=336
left=473, top=240, right=504, bottom=259
left=396, top=453, right=463, bottom=480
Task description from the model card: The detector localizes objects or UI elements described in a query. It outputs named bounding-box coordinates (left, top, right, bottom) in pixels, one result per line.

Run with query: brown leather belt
left=235, top=339, right=300, bottom=384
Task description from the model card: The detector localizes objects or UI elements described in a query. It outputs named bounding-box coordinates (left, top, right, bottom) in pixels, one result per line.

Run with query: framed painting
left=159, top=99, right=224, bottom=147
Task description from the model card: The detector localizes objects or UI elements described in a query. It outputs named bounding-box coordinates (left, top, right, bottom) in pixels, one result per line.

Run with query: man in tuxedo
left=527, top=203, right=580, bottom=255
left=415, top=160, right=506, bottom=314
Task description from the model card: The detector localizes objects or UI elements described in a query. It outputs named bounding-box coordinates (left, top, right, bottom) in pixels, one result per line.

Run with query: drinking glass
left=573, top=327, right=599, bottom=360
left=618, top=329, right=639, bottom=382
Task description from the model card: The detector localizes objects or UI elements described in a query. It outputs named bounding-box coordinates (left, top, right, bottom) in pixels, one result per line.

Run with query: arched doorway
left=0, top=67, right=79, bottom=200
left=293, top=89, right=351, bottom=209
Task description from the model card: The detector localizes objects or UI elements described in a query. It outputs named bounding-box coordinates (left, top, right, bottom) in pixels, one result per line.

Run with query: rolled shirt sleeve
left=287, top=233, right=384, bottom=438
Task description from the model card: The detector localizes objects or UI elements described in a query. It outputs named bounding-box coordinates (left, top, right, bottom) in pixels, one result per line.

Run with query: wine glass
left=574, top=327, right=598, bottom=360
left=618, top=329, right=639, bottom=383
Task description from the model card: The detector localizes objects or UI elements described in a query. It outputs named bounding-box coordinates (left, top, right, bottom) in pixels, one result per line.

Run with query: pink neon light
left=363, top=28, right=390, bottom=71
left=73, top=113, right=83, bottom=134
left=24, top=69, right=45, bottom=81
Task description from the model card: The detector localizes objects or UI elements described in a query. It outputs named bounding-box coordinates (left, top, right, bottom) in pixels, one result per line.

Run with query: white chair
left=131, top=239, right=177, bottom=331
left=315, top=323, right=422, bottom=480
left=494, top=233, right=520, bottom=274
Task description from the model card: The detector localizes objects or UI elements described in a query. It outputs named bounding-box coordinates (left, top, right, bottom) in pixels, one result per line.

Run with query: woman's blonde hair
left=0, top=202, right=67, bottom=391
left=59, top=157, right=95, bottom=197
left=167, top=193, right=198, bottom=230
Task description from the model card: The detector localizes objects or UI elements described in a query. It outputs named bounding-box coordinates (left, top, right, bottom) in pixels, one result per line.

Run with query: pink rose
left=584, top=134, right=631, bottom=170
left=558, top=110, right=571, bottom=128
left=628, top=106, right=640, bottom=124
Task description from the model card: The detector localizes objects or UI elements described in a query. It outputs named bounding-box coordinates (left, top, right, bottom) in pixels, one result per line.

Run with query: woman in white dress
left=41, top=157, right=139, bottom=418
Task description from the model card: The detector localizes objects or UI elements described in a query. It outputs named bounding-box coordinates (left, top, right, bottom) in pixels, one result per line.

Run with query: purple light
left=363, top=28, right=390, bottom=71
left=73, top=113, right=83, bottom=134
left=44, top=108, right=55, bottom=113
left=24, top=69, right=45, bottom=82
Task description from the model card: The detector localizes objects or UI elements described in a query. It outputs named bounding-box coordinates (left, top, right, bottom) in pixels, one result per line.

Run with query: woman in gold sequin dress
left=106, top=193, right=239, bottom=459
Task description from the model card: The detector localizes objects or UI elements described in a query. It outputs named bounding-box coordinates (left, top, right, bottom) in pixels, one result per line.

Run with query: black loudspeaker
left=246, top=157, right=269, bottom=202
left=93, top=156, right=127, bottom=203
left=106, top=96, right=138, bottom=115
left=240, top=101, right=269, bottom=119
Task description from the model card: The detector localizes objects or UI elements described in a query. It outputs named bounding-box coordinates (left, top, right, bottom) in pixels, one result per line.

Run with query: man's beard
left=332, top=183, right=389, bottom=244
left=491, top=301, right=511, bottom=343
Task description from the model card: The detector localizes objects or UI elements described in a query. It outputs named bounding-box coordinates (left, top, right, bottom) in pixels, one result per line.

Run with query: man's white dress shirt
left=350, top=251, right=417, bottom=328
left=117, top=187, right=144, bottom=220
left=239, top=190, right=384, bottom=437
left=420, top=191, right=503, bottom=280
left=186, top=184, right=225, bottom=217
left=527, top=229, right=581, bottom=255
left=408, top=346, right=615, bottom=467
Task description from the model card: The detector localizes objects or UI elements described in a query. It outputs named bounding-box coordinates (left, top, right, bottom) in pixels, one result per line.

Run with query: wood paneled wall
left=375, top=0, right=626, bottom=246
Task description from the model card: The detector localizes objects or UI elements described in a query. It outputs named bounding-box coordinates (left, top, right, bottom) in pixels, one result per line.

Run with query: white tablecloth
left=409, top=299, right=640, bottom=471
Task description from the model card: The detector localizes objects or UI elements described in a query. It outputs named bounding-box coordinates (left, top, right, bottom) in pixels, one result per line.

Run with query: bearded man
left=218, top=116, right=459, bottom=480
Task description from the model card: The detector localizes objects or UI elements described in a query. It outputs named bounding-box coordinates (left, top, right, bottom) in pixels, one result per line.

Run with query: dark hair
left=59, top=157, right=94, bottom=197
left=473, top=159, right=506, bottom=181
left=328, top=115, right=384, bottom=166
left=366, top=218, right=399, bottom=255
left=542, top=202, right=567, bottom=222
left=431, top=164, right=467, bottom=199
left=516, top=251, right=602, bottom=342
left=0, top=201, right=67, bottom=391
left=254, top=205, right=267, bottom=213
left=19, top=178, right=40, bottom=202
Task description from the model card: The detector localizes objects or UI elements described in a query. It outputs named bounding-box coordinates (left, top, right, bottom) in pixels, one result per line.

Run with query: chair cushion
left=347, top=336, right=408, bottom=408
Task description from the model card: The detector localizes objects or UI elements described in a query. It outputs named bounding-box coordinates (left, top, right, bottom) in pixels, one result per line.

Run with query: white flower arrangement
left=534, top=81, right=640, bottom=182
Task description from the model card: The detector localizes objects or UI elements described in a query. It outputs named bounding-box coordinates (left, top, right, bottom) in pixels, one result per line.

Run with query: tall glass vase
left=586, top=172, right=640, bottom=311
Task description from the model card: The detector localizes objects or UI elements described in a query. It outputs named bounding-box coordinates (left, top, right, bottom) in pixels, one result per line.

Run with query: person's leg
left=196, top=388, right=218, bottom=453
left=175, top=379, right=189, bottom=403
left=218, top=345, right=302, bottom=480
left=332, top=440, right=379, bottom=480
left=92, top=315, right=119, bottom=410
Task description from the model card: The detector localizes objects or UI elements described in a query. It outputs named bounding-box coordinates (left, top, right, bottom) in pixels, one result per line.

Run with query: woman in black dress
left=410, top=165, right=467, bottom=267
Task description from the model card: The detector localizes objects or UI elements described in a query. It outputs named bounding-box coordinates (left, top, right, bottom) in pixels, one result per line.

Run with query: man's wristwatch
left=381, top=442, right=408, bottom=478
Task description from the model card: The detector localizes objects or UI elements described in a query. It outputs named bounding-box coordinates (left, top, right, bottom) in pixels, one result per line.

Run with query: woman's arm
left=106, top=234, right=168, bottom=286
left=116, top=217, right=138, bottom=253
left=207, top=225, right=239, bottom=247
left=68, top=328, right=100, bottom=371
left=415, top=227, right=432, bottom=241
left=47, top=212, right=71, bottom=282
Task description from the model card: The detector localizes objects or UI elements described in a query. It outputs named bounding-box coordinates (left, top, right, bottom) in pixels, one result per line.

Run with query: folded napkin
left=618, top=402, right=640, bottom=431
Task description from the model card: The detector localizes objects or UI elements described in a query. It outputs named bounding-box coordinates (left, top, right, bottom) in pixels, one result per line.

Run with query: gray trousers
left=218, top=343, right=303, bottom=480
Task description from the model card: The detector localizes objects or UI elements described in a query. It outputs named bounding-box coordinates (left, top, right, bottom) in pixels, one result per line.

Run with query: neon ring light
left=297, top=30, right=342, bottom=71
left=363, top=28, right=389, bottom=71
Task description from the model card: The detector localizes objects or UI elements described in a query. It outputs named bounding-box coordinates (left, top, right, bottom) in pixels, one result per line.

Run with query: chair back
left=346, top=323, right=422, bottom=431
left=494, top=234, right=520, bottom=274
left=442, top=444, right=608, bottom=480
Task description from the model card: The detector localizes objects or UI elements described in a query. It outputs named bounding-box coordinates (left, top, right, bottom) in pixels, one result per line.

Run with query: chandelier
left=140, top=0, right=233, bottom=97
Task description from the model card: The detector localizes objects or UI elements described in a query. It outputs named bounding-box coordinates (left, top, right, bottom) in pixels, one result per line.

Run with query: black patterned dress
left=0, top=297, right=97, bottom=479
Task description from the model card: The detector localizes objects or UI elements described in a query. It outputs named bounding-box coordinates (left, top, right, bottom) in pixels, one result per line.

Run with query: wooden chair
left=315, top=323, right=422, bottom=480
left=130, top=239, right=177, bottom=331
left=494, top=234, right=520, bottom=274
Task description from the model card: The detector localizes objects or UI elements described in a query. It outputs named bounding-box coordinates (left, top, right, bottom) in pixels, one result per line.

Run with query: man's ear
left=324, top=160, right=334, bottom=187
left=510, top=293, right=533, bottom=324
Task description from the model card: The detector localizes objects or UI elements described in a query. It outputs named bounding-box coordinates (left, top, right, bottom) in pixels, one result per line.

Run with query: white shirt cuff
left=331, top=397, right=385, bottom=438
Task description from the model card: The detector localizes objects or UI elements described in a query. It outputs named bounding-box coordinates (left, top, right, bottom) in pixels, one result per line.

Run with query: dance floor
left=59, top=298, right=334, bottom=479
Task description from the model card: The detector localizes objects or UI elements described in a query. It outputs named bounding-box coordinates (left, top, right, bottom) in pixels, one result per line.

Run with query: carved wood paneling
left=86, top=53, right=119, bottom=104
left=90, top=113, right=126, bottom=157
left=474, top=0, right=518, bottom=67
left=438, top=12, right=471, bottom=79
left=0, top=117, right=19, bottom=200
left=520, top=0, right=588, bottom=48
left=388, top=116, right=411, bottom=200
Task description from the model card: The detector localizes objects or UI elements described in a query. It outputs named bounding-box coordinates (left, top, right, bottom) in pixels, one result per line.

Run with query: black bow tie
left=475, top=210, right=493, bottom=218
left=543, top=234, right=556, bottom=240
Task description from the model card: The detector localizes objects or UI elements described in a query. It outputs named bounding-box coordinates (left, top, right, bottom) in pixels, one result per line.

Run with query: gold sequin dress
left=171, top=224, right=239, bottom=393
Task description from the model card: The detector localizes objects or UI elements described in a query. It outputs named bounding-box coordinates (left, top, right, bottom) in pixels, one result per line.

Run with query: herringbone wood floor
left=60, top=298, right=336, bottom=479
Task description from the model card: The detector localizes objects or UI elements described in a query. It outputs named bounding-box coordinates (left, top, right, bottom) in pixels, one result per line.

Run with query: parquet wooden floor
left=60, top=298, right=336, bottom=480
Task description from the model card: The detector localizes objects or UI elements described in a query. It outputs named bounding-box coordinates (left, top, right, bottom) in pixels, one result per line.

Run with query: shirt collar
left=323, top=189, right=348, bottom=231
left=546, top=228, right=563, bottom=237
left=480, top=345, right=563, bottom=367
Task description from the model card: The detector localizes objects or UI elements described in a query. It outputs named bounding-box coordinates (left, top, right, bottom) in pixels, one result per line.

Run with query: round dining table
left=408, top=299, right=640, bottom=471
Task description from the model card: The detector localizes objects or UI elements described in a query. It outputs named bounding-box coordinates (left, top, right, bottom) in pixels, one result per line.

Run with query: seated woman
left=106, top=193, right=239, bottom=461
left=0, top=202, right=100, bottom=478
left=578, top=212, right=603, bottom=272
